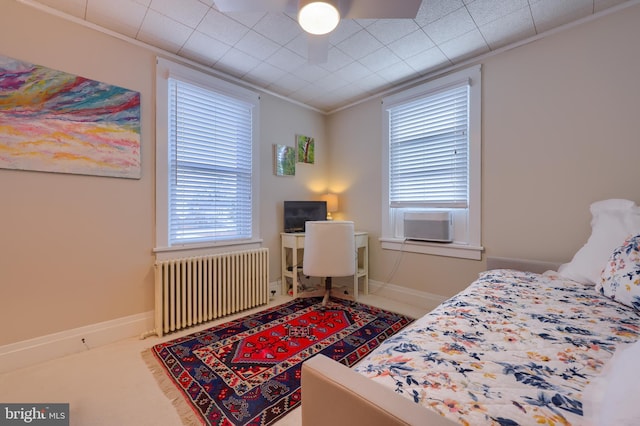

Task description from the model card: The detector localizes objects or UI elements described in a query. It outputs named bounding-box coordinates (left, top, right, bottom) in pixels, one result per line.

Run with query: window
left=155, top=58, right=260, bottom=253
left=381, top=65, right=482, bottom=260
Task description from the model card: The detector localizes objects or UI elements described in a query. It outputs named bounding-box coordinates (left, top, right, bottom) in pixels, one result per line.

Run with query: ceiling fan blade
left=213, top=0, right=297, bottom=13
left=339, top=0, right=421, bottom=19
left=307, top=34, right=330, bottom=64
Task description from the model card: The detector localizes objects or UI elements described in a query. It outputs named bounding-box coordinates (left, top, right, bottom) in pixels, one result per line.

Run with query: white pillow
left=557, top=199, right=640, bottom=285
left=583, top=340, right=640, bottom=425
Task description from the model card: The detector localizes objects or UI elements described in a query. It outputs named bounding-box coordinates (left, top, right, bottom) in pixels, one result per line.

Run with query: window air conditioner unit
left=403, top=212, right=453, bottom=242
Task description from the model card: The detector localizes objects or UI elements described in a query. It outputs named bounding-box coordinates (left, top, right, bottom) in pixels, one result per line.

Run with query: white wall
left=0, top=1, right=326, bottom=346
left=3, top=0, right=640, bottom=348
left=259, top=94, right=328, bottom=282
left=0, top=1, right=156, bottom=346
left=327, top=3, right=640, bottom=296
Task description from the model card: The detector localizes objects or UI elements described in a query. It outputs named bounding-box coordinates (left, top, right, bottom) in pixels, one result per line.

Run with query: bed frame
left=301, top=257, right=561, bottom=426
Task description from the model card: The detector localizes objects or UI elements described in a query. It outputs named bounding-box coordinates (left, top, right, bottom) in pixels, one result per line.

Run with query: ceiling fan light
left=298, top=1, right=340, bottom=35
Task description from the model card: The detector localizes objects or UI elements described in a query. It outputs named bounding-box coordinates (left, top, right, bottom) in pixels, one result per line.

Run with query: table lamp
left=321, top=193, right=338, bottom=220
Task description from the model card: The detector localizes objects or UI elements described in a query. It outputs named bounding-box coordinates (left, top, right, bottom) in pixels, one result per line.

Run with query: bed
left=301, top=199, right=640, bottom=426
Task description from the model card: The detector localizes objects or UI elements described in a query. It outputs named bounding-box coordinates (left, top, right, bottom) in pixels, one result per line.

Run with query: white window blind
left=168, top=78, right=253, bottom=245
left=388, top=83, right=469, bottom=208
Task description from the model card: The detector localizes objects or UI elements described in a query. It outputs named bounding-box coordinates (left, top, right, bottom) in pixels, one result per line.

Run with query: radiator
left=153, top=248, right=269, bottom=337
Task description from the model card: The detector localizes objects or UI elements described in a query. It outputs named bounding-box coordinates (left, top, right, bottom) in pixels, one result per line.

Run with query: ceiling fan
left=212, top=0, right=422, bottom=63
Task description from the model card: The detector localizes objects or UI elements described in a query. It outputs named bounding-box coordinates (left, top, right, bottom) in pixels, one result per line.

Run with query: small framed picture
left=274, top=144, right=295, bottom=176
left=296, top=134, right=314, bottom=164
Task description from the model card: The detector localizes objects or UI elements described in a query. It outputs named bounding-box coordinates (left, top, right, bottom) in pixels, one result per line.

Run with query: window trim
left=380, top=65, right=483, bottom=260
left=154, top=57, right=261, bottom=256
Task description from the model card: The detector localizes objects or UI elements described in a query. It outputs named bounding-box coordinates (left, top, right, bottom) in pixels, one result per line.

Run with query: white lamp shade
left=321, top=193, right=338, bottom=212
left=303, top=221, right=355, bottom=277
left=298, top=0, right=340, bottom=35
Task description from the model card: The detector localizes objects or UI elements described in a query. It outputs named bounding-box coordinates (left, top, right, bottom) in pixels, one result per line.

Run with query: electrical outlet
left=269, top=281, right=280, bottom=297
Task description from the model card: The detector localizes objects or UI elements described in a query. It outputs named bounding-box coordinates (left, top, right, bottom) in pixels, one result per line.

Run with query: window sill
left=154, top=239, right=263, bottom=261
left=380, top=238, right=483, bottom=260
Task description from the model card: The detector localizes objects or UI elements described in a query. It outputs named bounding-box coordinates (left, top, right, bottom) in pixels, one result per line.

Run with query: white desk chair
left=303, top=221, right=356, bottom=306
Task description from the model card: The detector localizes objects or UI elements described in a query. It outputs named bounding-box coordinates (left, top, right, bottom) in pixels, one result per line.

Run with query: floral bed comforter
left=354, top=269, right=640, bottom=425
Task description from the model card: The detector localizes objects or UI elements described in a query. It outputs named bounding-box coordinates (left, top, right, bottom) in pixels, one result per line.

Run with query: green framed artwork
left=274, top=144, right=295, bottom=176
left=296, top=134, right=314, bottom=164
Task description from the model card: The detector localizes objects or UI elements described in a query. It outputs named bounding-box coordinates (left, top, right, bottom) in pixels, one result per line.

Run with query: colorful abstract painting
left=0, top=54, right=141, bottom=178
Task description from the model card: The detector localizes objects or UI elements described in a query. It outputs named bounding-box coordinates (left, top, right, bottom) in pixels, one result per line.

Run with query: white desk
left=281, top=232, right=368, bottom=300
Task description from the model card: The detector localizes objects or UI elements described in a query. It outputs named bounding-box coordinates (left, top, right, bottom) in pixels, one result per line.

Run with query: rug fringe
left=142, top=349, right=205, bottom=426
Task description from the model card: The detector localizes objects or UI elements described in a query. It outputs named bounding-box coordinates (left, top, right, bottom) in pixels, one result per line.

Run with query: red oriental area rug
left=143, top=297, right=413, bottom=426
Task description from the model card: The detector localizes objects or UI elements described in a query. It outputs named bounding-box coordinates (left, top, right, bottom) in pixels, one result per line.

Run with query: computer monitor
left=283, top=201, right=327, bottom=233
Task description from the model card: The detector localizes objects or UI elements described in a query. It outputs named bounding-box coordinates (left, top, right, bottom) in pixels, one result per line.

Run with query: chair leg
left=322, top=290, right=330, bottom=306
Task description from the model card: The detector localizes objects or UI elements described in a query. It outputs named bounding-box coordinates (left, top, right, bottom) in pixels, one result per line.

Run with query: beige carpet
left=0, top=295, right=433, bottom=426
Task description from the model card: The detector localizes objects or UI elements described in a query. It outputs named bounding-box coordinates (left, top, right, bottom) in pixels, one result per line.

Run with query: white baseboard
left=367, top=279, right=448, bottom=308
left=0, top=311, right=154, bottom=374
left=0, top=281, right=445, bottom=374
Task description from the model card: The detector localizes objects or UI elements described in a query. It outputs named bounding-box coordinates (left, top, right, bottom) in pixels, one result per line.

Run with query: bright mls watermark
left=0, top=404, right=69, bottom=425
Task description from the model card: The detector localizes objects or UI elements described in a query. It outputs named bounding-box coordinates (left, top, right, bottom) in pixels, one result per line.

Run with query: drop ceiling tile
left=267, top=73, right=308, bottom=96
left=439, top=29, right=490, bottom=62
left=319, top=48, right=354, bottom=72
left=149, top=0, right=209, bottom=29
left=336, top=29, right=384, bottom=60
left=328, top=20, right=365, bottom=45
left=414, top=0, right=465, bottom=26
left=530, top=0, right=594, bottom=33
left=328, top=85, right=362, bottom=101
left=365, top=19, right=420, bottom=45
left=423, top=7, right=477, bottom=45
left=265, top=47, right=307, bottom=72
left=253, top=13, right=300, bottom=45
left=353, top=18, right=377, bottom=28
left=291, top=84, right=328, bottom=104
left=243, top=62, right=287, bottom=86
left=479, top=7, right=536, bottom=50
left=234, top=30, right=281, bottom=60
left=138, top=9, right=193, bottom=53
left=197, top=8, right=250, bottom=46
left=284, top=33, right=310, bottom=58
left=465, top=0, right=529, bottom=26
left=314, top=73, right=350, bottom=92
left=376, top=61, right=419, bottom=83
left=330, top=83, right=367, bottom=102
left=179, top=31, right=231, bottom=66
left=214, top=48, right=261, bottom=78
left=359, top=47, right=402, bottom=73
left=387, top=29, right=436, bottom=60
left=289, top=64, right=330, bottom=83
left=313, top=90, right=349, bottom=110
left=330, top=60, right=371, bottom=83
left=222, top=11, right=266, bottom=28
left=404, top=46, right=451, bottom=73
left=86, top=0, right=147, bottom=39
left=353, top=72, right=392, bottom=93
left=28, top=0, right=635, bottom=112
